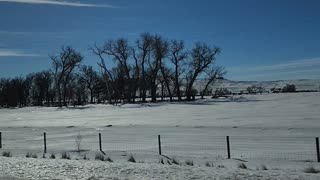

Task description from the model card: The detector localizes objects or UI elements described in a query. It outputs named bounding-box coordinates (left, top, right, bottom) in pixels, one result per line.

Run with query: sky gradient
left=0, top=0, right=319, bottom=81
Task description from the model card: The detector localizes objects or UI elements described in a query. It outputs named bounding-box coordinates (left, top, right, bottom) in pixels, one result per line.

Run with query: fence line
left=0, top=131, right=319, bottom=162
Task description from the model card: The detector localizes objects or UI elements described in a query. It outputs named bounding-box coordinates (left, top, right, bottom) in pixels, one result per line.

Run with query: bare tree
left=170, top=40, right=188, bottom=101
left=185, top=43, right=220, bottom=101
left=153, top=35, right=173, bottom=101
left=201, top=66, right=226, bottom=99
left=32, top=70, right=52, bottom=106
left=103, top=39, right=134, bottom=102
left=79, top=65, right=98, bottom=103
left=50, top=46, right=83, bottom=107
left=133, top=33, right=154, bottom=102
left=90, top=44, right=114, bottom=104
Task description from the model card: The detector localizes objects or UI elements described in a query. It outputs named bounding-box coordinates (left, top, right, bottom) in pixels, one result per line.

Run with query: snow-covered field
left=0, top=92, right=320, bottom=179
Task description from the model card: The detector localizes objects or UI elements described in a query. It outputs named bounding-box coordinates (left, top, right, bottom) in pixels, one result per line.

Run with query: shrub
left=282, top=84, right=296, bottom=93
left=238, top=163, right=247, bottom=169
left=50, top=153, right=55, bottom=159
left=159, top=158, right=164, bottom=164
left=95, top=152, right=105, bottom=161
left=105, top=157, right=113, bottom=162
left=172, top=158, right=179, bottom=165
left=304, top=166, right=319, bottom=174
left=128, top=154, right=136, bottom=163
left=217, top=164, right=225, bottom=168
left=83, top=154, right=88, bottom=160
left=2, top=151, right=12, bottom=157
left=61, top=152, right=70, bottom=159
left=260, top=164, right=268, bottom=170
left=205, top=162, right=212, bottom=167
left=247, top=86, right=265, bottom=94
left=185, top=160, right=193, bottom=166
left=213, top=88, right=232, bottom=97
left=31, top=154, right=38, bottom=158
left=26, top=152, right=32, bottom=158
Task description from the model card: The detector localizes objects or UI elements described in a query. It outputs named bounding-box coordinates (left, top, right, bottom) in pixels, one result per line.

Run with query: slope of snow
left=0, top=92, right=319, bottom=129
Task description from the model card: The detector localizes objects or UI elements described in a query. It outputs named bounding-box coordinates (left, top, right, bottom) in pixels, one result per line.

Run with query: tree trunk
left=89, top=88, right=94, bottom=104
left=175, top=66, right=181, bottom=101
left=57, top=86, right=62, bottom=107
left=161, top=81, right=164, bottom=101
left=160, top=68, right=173, bottom=102
left=151, top=81, right=157, bottom=102
left=63, top=83, right=67, bottom=106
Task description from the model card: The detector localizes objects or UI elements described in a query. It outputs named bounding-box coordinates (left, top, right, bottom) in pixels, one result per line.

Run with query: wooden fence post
left=226, top=136, right=230, bottom=159
left=0, top=132, right=2, bottom=149
left=99, top=133, right=102, bottom=152
left=158, top=135, right=162, bottom=155
left=316, top=137, right=320, bottom=162
left=43, top=132, right=47, bottom=153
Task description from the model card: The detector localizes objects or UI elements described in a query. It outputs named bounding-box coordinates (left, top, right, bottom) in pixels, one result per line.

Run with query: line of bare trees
left=0, top=33, right=226, bottom=108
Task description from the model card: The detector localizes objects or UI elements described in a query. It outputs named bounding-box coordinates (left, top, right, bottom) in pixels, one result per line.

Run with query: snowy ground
left=0, top=92, right=320, bottom=179
left=1, top=157, right=320, bottom=180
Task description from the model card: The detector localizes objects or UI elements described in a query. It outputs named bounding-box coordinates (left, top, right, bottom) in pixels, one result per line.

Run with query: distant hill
left=193, top=79, right=320, bottom=93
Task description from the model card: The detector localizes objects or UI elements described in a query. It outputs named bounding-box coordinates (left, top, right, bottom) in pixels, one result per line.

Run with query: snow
left=205, top=79, right=320, bottom=92
left=0, top=157, right=319, bottom=180
left=0, top=92, right=320, bottom=179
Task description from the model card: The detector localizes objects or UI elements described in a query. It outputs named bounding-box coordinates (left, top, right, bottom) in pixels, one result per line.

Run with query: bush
left=2, top=151, right=12, bottom=157
left=31, top=154, right=38, bottom=158
left=205, top=162, right=212, bottom=167
left=83, top=154, right=88, bottom=160
left=247, top=86, right=264, bottom=94
left=282, top=84, right=296, bottom=93
left=172, top=158, right=179, bottom=165
left=50, top=153, right=55, bottom=159
left=185, top=160, right=193, bottom=166
left=213, top=88, right=232, bottom=97
left=105, top=157, right=113, bottom=162
left=159, top=158, right=164, bottom=164
left=128, top=154, right=136, bottom=163
left=260, top=164, right=268, bottom=170
left=95, top=152, right=105, bottom=161
left=26, top=152, right=32, bottom=158
left=304, top=166, right=319, bottom=174
left=61, top=152, right=70, bottom=160
left=238, top=163, right=247, bottom=169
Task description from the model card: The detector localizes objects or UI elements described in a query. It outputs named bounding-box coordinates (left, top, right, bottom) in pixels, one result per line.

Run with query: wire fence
left=0, top=130, right=318, bottom=162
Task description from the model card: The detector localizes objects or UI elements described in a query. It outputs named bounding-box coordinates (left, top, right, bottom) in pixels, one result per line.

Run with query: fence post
left=316, top=137, right=320, bottom=162
left=43, top=132, right=47, bottom=153
left=99, top=133, right=102, bottom=152
left=158, top=135, right=162, bottom=155
left=226, top=136, right=230, bottom=159
left=0, top=132, right=2, bottom=149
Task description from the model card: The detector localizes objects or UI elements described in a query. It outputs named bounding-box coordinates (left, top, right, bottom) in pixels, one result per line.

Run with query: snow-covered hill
left=194, top=79, right=320, bottom=93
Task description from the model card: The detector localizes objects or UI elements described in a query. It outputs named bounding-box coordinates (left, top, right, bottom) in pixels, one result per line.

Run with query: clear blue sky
left=0, top=0, right=319, bottom=81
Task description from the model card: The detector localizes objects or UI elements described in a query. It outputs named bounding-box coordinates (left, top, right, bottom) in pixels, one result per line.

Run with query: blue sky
left=0, top=0, right=319, bottom=81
